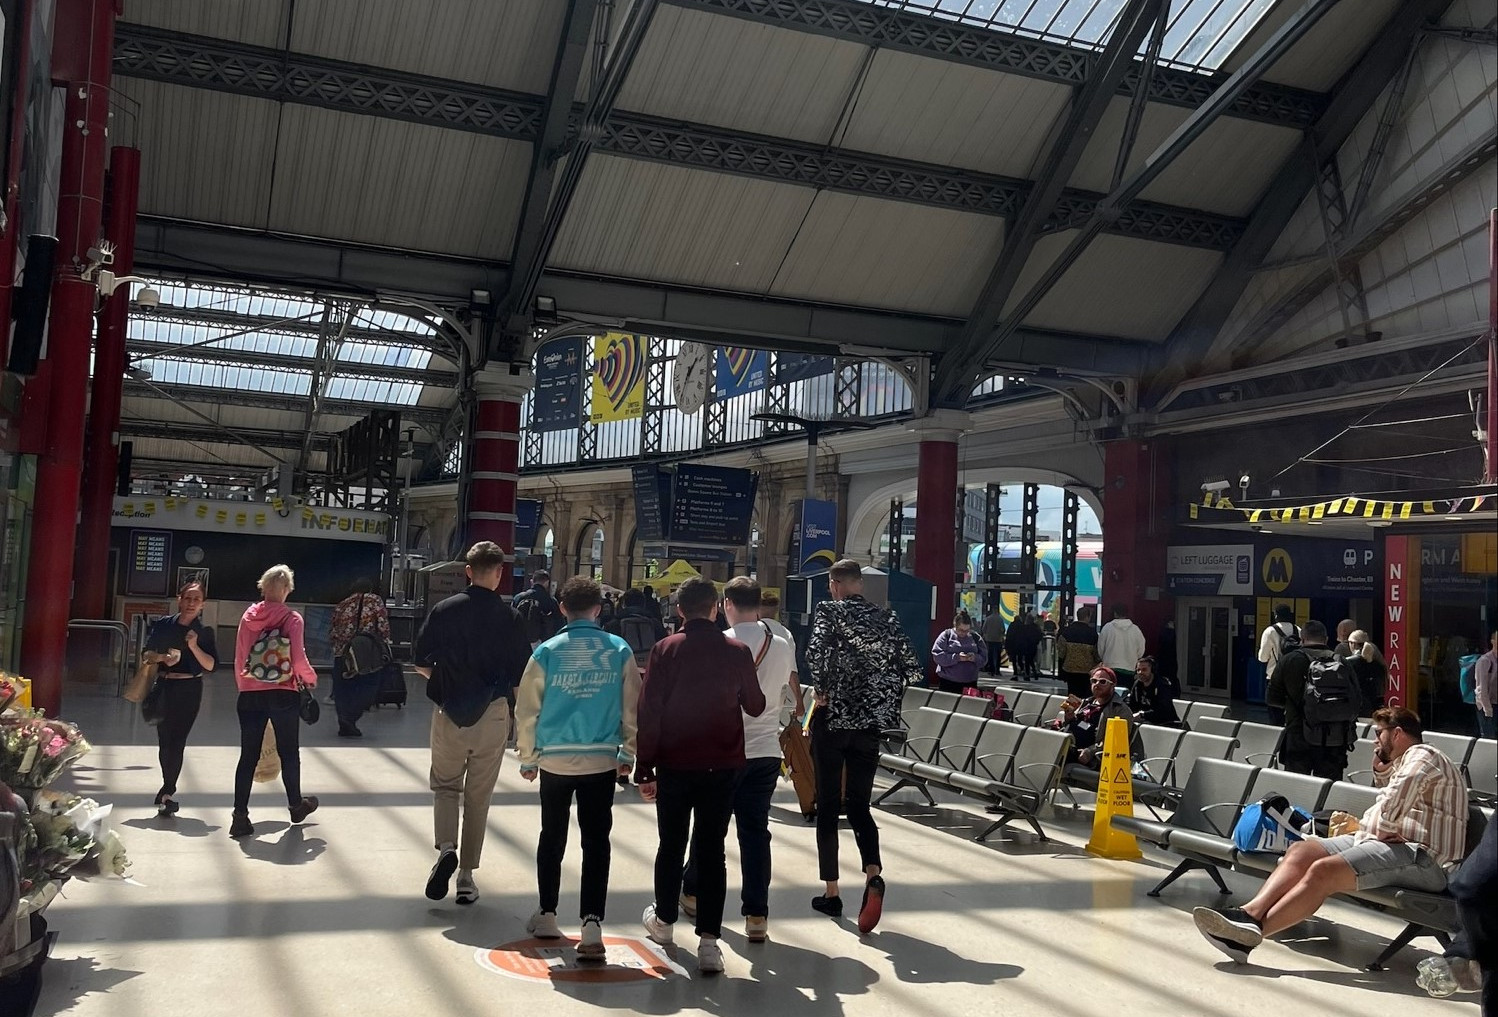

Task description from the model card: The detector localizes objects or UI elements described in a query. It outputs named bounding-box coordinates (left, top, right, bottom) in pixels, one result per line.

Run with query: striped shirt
left=1360, top=743, right=1469, bottom=870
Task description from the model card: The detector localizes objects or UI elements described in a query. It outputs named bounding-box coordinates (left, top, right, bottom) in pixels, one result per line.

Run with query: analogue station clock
left=672, top=342, right=711, bottom=415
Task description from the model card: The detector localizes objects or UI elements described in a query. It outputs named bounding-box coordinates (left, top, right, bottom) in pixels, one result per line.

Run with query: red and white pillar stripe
left=465, top=367, right=532, bottom=590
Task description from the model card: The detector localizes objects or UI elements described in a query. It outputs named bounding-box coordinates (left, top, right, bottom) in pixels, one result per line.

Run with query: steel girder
left=125, top=337, right=460, bottom=387
left=121, top=377, right=450, bottom=426
left=118, top=418, right=329, bottom=453
left=134, top=302, right=462, bottom=362
left=1227, top=134, right=1497, bottom=361
left=1156, top=0, right=1458, bottom=383
left=113, top=23, right=1244, bottom=252
left=662, top=0, right=1325, bottom=128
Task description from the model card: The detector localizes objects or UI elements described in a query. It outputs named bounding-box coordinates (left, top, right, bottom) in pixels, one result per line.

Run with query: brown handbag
left=123, top=654, right=159, bottom=703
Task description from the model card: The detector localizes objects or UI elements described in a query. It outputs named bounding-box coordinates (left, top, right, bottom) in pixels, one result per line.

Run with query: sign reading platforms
left=669, top=464, right=757, bottom=545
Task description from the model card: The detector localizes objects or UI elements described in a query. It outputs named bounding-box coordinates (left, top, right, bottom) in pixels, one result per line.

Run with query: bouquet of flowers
left=17, top=790, right=130, bottom=916
left=0, top=710, right=91, bottom=791
left=0, top=673, right=22, bottom=713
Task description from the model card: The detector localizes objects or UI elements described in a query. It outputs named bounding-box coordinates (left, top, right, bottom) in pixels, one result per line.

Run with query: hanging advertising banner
left=775, top=353, right=836, bottom=384
left=115, top=496, right=389, bottom=542
left=532, top=338, right=582, bottom=432
left=590, top=332, right=646, bottom=423
left=795, top=498, right=837, bottom=573
left=715, top=347, right=768, bottom=400
left=1166, top=544, right=1254, bottom=596
left=1383, top=535, right=1417, bottom=710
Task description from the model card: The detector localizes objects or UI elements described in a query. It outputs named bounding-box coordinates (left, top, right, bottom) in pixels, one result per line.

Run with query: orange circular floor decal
left=477, top=935, right=687, bottom=983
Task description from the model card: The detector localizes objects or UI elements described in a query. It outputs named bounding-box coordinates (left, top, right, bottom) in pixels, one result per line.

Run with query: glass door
left=1179, top=597, right=1232, bottom=699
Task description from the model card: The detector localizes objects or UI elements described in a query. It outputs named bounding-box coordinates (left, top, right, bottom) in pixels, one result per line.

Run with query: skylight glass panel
left=324, top=377, right=423, bottom=405
left=133, top=358, right=312, bottom=396
left=337, top=340, right=433, bottom=371
left=862, top=0, right=1282, bottom=71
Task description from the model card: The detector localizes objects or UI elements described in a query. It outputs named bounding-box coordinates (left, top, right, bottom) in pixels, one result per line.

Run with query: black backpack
left=1301, top=650, right=1361, bottom=747
left=618, top=615, right=659, bottom=668
left=1275, top=621, right=1302, bottom=659
left=515, top=594, right=548, bottom=643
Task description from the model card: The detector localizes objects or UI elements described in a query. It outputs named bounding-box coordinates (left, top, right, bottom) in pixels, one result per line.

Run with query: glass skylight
left=866, top=0, right=1280, bottom=71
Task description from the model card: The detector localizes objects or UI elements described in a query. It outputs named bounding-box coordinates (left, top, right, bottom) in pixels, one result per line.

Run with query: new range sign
left=1166, top=545, right=1254, bottom=595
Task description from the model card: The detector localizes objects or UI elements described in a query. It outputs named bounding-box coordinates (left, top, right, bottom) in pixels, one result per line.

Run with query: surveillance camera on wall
left=1239, top=474, right=1251, bottom=487
left=1201, top=480, right=1231, bottom=492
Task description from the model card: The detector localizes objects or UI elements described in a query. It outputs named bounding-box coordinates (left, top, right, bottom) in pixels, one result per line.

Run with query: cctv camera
left=135, top=286, right=161, bottom=310
left=1201, top=480, right=1231, bottom=492
left=1239, top=475, right=1250, bottom=487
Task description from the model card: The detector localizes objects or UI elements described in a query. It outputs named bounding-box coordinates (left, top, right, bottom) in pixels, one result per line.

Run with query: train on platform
left=960, top=540, right=1105, bottom=623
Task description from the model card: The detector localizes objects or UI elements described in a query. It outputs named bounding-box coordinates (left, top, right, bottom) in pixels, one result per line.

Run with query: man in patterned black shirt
left=805, top=558, right=921, bottom=934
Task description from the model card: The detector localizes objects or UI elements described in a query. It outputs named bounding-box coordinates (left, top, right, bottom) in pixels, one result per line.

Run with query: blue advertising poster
left=714, top=347, right=769, bottom=399
left=796, top=498, right=837, bottom=572
left=515, top=499, right=543, bottom=551
left=669, top=464, right=758, bottom=545
left=532, top=337, right=583, bottom=431
left=776, top=353, right=836, bottom=383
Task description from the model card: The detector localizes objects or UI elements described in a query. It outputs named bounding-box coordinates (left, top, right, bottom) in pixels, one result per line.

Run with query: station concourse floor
left=29, top=677, right=1477, bottom=1017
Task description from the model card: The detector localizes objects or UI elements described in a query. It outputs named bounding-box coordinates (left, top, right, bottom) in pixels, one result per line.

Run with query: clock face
left=672, top=342, right=711, bottom=415
left=184, top=546, right=205, bottom=565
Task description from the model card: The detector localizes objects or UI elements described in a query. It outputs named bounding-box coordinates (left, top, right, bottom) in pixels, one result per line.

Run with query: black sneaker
left=1193, top=906, right=1261, bottom=963
left=229, top=812, right=253, bottom=838
left=426, top=848, right=458, bottom=901
left=337, top=724, right=363, bottom=738
left=289, top=796, right=319, bottom=824
left=155, top=794, right=180, bottom=816
left=811, top=895, right=843, bottom=917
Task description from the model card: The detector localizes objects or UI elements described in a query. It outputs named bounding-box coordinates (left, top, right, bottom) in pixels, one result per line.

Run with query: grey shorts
left=1319, top=835, right=1449, bottom=892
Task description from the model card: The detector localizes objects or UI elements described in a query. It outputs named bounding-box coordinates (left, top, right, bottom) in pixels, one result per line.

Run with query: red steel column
left=19, top=0, right=117, bottom=716
left=911, top=411, right=969, bottom=649
left=73, top=146, right=140, bottom=618
left=466, top=367, right=532, bottom=591
left=1099, top=438, right=1171, bottom=651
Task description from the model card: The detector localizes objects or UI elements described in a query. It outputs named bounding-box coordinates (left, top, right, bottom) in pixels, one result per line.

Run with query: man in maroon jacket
left=635, top=577, right=766, bottom=975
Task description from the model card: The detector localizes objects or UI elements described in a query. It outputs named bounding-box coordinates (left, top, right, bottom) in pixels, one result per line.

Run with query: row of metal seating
left=875, top=706, right=1072, bottom=842
left=990, top=684, right=1230, bottom=730
left=1111, top=756, right=1494, bottom=970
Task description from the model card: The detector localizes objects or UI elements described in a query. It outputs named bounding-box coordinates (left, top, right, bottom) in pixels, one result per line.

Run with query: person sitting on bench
left=1192, top=706, right=1468, bottom=964
left=1048, top=666, right=1131, bottom=768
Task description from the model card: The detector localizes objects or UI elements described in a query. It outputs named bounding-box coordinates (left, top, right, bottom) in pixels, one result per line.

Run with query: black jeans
left=813, top=725, right=882, bottom=883
left=653, top=768, right=736, bottom=937
left=331, top=657, right=380, bottom=727
left=683, top=756, right=783, bottom=918
left=536, top=769, right=617, bottom=920
left=155, top=677, right=203, bottom=799
left=1279, top=738, right=1348, bottom=782
left=233, top=690, right=303, bottom=811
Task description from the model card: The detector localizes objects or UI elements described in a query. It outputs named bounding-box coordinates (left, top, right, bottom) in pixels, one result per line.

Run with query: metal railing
left=67, top=620, right=134, bottom=695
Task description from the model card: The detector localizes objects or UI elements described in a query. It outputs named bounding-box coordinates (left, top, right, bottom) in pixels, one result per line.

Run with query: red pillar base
left=1099, top=439, right=1171, bottom=653
left=466, top=367, right=532, bottom=591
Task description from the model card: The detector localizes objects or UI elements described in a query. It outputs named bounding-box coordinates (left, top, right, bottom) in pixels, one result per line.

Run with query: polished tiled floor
left=28, top=677, right=1479, bottom=1016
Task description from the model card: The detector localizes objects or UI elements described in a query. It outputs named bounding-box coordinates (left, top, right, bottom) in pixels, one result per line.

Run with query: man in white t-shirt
left=1258, top=604, right=1299, bottom=723
left=680, top=577, right=799, bottom=943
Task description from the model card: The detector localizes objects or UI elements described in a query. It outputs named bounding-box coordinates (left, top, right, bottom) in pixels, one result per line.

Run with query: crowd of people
left=132, top=560, right=1494, bottom=996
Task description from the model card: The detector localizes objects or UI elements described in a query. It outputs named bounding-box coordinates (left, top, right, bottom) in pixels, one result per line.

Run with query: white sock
left=438, top=842, right=456, bottom=854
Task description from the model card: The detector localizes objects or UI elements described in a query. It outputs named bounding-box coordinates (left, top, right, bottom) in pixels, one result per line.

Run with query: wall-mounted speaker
left=6, top=234, right=59, bottom=375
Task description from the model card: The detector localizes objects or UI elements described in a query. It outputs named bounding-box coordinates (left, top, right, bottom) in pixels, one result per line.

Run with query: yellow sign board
left=1085, top=716, right=1142, bottom=860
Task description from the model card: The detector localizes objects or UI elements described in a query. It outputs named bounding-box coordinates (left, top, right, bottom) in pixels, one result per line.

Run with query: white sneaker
left=697, top=936, right=724, bottom=974
left=526, top=910, right=562, bottom=939
left=744, top=915, right=768, bottom=942
left=642, top=902, right=674, bottom=945
left=577, top=916, right=606, bottom=961
left=455, top=872, right=478, bottom=905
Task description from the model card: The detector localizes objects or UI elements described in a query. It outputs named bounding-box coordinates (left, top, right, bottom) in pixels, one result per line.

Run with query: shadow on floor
left=120, top=815, right=222, bottom=839
left=235, top=823, right=327, bottom=865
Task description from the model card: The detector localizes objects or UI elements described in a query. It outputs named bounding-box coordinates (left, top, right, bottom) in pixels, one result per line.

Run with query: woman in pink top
left=231, top=564, right=319, bottom=839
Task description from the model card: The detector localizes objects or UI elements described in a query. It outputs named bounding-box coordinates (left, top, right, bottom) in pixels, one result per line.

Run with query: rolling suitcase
left=374, top=665, right=407, bottom=708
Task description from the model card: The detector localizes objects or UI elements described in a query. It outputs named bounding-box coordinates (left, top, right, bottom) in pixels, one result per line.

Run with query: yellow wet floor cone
left=1085, top=715, right=1142, bottom=859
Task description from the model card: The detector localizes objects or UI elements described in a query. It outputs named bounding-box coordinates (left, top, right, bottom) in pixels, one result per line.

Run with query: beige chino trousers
left=429, top=697, right=508, bottom=869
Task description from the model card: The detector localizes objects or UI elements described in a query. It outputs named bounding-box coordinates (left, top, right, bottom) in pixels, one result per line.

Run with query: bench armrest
left=973, top=750, right=1017, bottom=780
left=1133, top=755, right=1170, bottom=782
left=1242, top=751, right=1275, bottom=766
left=1012, top=760, right=1062, bottom=792
left=1198, top=801, right=1241, bottom=837
left=935, top=741, right=979, bottom=766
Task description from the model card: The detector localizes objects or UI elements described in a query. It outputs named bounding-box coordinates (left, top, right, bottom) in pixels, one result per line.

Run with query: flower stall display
left=0, top=673, right=130, bottom=992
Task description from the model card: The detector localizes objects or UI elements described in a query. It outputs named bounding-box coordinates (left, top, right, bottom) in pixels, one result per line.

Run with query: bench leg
left=1364, top=922, right=1426, bottom=972
left=1206, top=865, right=1231, bottom=895
left=975, top=815, right=1009, bottom=842
left=874, top=778, right=914, bottom=805
left=1147, top=858, right=1214, bottom=898
left=1026, top=816, right=1049, bottom=842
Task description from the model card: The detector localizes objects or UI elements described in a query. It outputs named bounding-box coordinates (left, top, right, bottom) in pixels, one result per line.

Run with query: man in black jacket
left=1268, top=619, right=1360, bottom=781
left=413, top=541, right=532, bottom=906
left=513, top=570, right=561, bottom=647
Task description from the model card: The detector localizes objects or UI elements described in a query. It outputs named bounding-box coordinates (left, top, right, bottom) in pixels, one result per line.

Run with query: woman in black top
left=141, top=581, right=218, bottom=814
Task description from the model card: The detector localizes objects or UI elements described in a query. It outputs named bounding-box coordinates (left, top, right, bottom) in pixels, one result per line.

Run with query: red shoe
left=857, top=875, right=885, bottom=934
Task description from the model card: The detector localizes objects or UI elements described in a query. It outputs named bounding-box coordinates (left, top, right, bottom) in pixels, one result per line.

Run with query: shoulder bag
left=342, top=595, right=393, bottom=677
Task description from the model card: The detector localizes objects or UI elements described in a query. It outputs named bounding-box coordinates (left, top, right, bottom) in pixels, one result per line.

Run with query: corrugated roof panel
left=289, top=0, right=567, bottom=94
left=119, top=0, right=289, bottom=47
left=616, top=3, right=867, bottom=144
left=120, top=78, right=279, bottom=228
left=768, top=193, right=1006, bottom=316
left=549, top=157, right=816, bottom=292
left=1230, top=0, right=1400, bottom=91
left=1069, top=96, right=1299, bottom=216
left=268, top=105, right=530, bottom=257
left=1013, top=233, right=1222, bottom=340
left=836, top=50, right=1074, bottom=178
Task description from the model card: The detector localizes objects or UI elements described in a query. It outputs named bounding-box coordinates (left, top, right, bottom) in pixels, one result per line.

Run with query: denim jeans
left=233, top=689, right=303, bottom=811
left=536, top=769, right=617, bottom=920
left=682, top=756, right=783, bottom=917
left=652, top=767, right=736, bottom=937
left=813, top=724, right=882, bottom=883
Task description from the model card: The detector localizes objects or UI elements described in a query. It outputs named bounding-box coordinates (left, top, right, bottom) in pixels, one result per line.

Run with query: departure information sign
left=632, top=465, right=669, bottom=542
left=669, top=465, right=757, bottom=545
left=126, top=529, right=172, bottom=596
